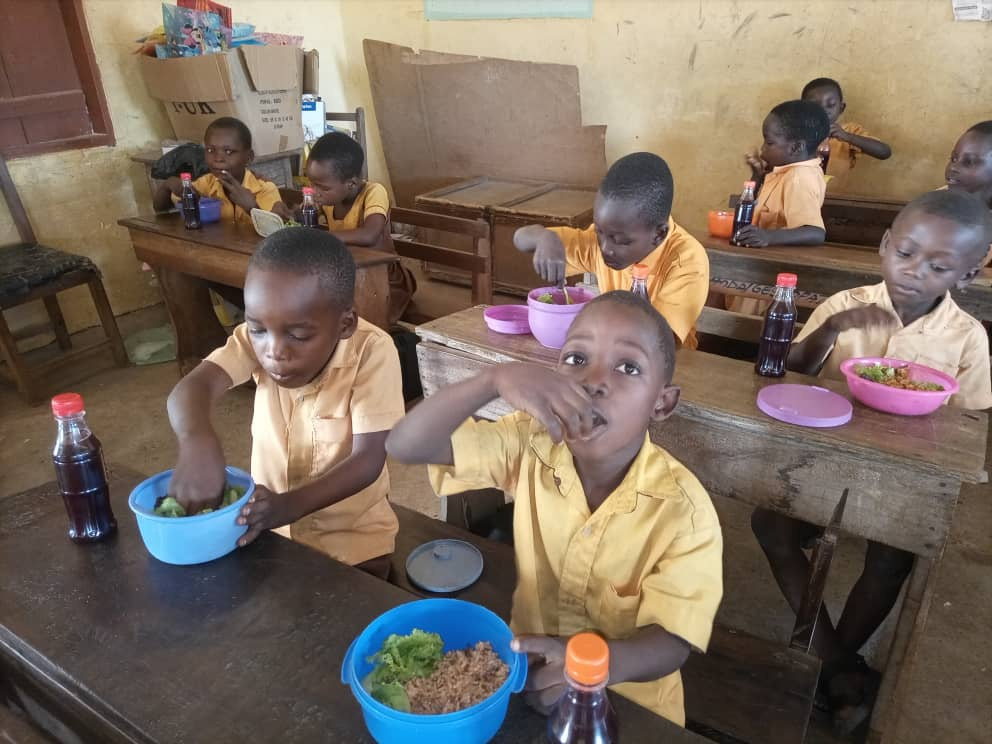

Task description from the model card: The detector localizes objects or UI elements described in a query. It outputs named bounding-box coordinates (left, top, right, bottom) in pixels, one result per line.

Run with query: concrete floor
left=1, top=300, right=990, bottom=744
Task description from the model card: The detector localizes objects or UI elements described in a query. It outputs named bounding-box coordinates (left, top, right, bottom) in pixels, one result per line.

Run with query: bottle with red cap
left=755, top=272, right=799, bottom=378
left=300, top=186, right=320, bottom=228
left=548, top=632, right=618, bottom=744
left=730, top=180, right=757, bottom=246
left=51, top=393, right=116, bottom=543
left=630, top=263, right=650, bottom=301
left=179, top=172, right=201, bottom=230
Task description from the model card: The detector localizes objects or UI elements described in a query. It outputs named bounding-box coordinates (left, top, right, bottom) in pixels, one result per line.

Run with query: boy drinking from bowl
left=386, top=291, right=724, bottom=726
left=752, top=189, right=992, bottom=733
left=513, top=153, right=709, bottom=349
left=166, top=227, right=405, bottom=578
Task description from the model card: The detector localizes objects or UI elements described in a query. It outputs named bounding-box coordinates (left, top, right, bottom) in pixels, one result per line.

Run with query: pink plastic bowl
left=526, top=286, right=596, bottom=349
left=839, top=357, right=959, bottom=416
left=483, top=305, right=530, bottom=335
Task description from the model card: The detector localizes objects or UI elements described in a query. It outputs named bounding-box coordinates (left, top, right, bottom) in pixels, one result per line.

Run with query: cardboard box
left=139, top=47, right=310, bottom=155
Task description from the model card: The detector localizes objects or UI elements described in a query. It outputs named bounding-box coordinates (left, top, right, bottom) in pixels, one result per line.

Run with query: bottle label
left=54, top=454, right=109, bottom=496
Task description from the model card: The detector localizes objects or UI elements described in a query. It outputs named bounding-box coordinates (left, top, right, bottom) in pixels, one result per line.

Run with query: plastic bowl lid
left=757, top=384, right=853, bottom=428
left=406, top=539, right=484, bottom=593
left=483, top=305, right=530, bottom=334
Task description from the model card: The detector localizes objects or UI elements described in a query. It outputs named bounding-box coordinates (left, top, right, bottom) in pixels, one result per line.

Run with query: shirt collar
left=770, top=157, right=822, bottom=174
left=850, top=282, right=957, bottom=333
left=289, top=331, right=360, bottom=396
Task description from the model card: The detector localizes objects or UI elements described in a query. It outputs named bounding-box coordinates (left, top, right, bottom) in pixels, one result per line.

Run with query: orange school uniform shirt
left=321, top=182, right=390, bottom=231
left=794, top=282, right=992, bottom=410
left=429, top=415, right=724, bottom=726
left=173, top=170, right=282, bottom=223
left=205, top=318, right=405, bottom=564
left=548, top=218, right=710, bottom=348
left=823, top=122, right=873, bottom=192
left=754, top=158, right=826, bottom=231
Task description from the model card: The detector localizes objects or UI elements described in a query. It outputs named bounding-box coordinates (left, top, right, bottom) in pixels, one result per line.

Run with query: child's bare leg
left=751, top=508, right=843, bottom=662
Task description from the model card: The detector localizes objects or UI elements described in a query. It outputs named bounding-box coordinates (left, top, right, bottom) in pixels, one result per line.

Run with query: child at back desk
left=513, top=153, right=709, bottom=349
left=305, top=131, right=416, bottom=325
left=166, top=228, right=405, bottom=578
left=802, top=77, right=892, bottom=193
left=386, top=291, right=723, bottom=726
left=751, top=190, right=992, bottom=733
left=944, top=120, right=992, bottom=210
left=152, top=116, right=289, bottom=222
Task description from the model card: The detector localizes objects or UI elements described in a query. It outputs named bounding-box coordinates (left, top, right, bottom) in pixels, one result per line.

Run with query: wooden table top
left=418, top=307, right=989, bottom=485
left=0, top=467, right=701, bottom=743
left=118, top=214, right=398, bottom=268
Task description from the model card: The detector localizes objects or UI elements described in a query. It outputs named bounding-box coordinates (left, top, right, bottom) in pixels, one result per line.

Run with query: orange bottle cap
left=631, top=263, right=650, bottom=280
left=302, top=186, right=314, bottom=195
left=565, top=632, right=609, bottom=685
left=776, top=272, right=798, bottom=288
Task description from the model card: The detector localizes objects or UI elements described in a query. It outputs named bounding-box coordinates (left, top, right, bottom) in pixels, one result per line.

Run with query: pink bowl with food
left=526, top=287, right=596, bottom=349
left=839, top=357, right=959, bottom=416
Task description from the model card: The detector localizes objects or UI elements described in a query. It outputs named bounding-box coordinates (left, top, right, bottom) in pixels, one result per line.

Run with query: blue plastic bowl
left=198, top=197, right=222, bottom=223
left=342, top=599, right=527, bottom=743
left=128, top=467, right=253, bottom=565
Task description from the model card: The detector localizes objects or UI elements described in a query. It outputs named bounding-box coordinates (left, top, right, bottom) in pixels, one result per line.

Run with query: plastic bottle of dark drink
left=818, top=141, right=831, bottom=173
left=755, top=273, right=798, bottom=378
left=630, top=263, right=649, bottom=300
left=301, top=186, right=320, bottom=227
left=548, top=633, right=618, bottom=744
left=729, top=181, right=756, bottom=246
left=179, top=172, right=201, bottom=230
left=51, top=393, right=116, bottom=543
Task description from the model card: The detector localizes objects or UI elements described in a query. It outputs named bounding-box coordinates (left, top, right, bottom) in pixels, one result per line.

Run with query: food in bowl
left=854, top=363, right=944, bottom=392
left=536, top=292, right=555, bottom=304
left=364, top=629, right=509, bottom=715
left=153, top=483, right=246, bottom=517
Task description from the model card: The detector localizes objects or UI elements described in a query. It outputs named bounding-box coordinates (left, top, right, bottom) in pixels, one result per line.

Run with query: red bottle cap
left=565, top=633, right=609, bottom=685
left=631, top=263, right=650, bottom=280
left=776, top=273, right=798, bottom=288
left=51, top=393, right=84, bottom=417
left=180, top=172, right=192, bottom=180
left=302, top=186, right=314, bottom=195
left=744, top=180, right=756, bottom=189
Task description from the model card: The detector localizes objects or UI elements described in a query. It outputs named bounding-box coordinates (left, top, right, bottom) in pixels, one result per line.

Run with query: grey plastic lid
left=405, top=539, right=484, bottom=593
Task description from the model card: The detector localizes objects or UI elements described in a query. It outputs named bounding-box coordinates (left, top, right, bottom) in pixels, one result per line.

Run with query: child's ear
left=956, top=264, right=984, bottom=290
left=246, top=148, right=255, bottom=165
left=839, top=101, right=847, bottom=116
left=651, top=384, right=681, bottom=423
left=337, top=306, right=358, bottom=340
left=878, top=229, right=892, bottom=258
left=790, top=140, right=805, bottom=157
left=653, top=220, right=670, bottom=247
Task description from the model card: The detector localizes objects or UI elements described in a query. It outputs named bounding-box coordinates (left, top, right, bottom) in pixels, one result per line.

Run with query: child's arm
left=831, top=123, right=891, bottom=160
left=236, top=430, right=389, bottom=546
left=514, top=225, right=568, bottom=285
left=166, top=360, right=233, bottom=513
left=152, top=177, right=183, bottom=213
left=329, top=213, right=388, bottom=247
left=734, top=224, right=826, bottom=247
left=386, top=363, right=595, bottom=466
left=512, top=626, right=691, bottom=714
left=787, top=304, right=897, bottom=375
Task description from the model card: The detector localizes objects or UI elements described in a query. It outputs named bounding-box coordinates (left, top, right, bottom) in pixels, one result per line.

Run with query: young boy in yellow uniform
left=802, top=78, right=892, bottom=193
left=166, top=228, right=405, bottom=578
left=751, top=190, right=992, bottom=732
left=305, top=131, right=416, bottom=325
left=153, top=116, right=288, bottom=222
left=945, top=120, right=992, bottom=210
left=387, top=291, right=724, bottom=726
left=513, top=153, right=709, bottom=349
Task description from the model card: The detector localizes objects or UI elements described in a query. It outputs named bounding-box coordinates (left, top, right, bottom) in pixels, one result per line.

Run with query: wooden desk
left=119, top=215, right=397, bottom=375
left=0, top=468, right=701, bottom=743
left=822, top=193, right=906, bottom=247
left=415, top=306, right=989, bottom=742
left=705, top=237, right=992, bottom=322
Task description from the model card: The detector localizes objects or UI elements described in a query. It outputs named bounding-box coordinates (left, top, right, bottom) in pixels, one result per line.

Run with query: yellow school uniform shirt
left=548, top=218, right=710, bottom=349
left=429, top=414, right=724, bottom=726
left=754, top=158, right=826, bottom=231
left=794, top=282, right=992, bottom=410
left=205, top=318, right=405, bottom=563
left=823, top=122, right=872, bottom=192
left=173, top=170, right=282, bottom=223
left=321, top=182, right=390, bottom=230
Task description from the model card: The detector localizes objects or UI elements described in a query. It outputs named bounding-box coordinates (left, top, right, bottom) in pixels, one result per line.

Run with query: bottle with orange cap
left=300, top=186, right=320, bottom=228
left=755, top=272, right=799, bottom=378
left=630, top=263, right=650, bottom=301
left=51, top=393, right=116, bottom=542
left=548, top=632, right=618, bottom=743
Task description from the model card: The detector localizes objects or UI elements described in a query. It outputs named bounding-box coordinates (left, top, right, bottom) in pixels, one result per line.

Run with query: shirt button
left=582, top=527, right=592, bottom=537
left=554, top=476, right=562, bottom=487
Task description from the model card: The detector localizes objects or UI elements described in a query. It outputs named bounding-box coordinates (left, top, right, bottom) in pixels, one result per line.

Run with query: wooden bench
left=389, top=503, right=821, bottom=744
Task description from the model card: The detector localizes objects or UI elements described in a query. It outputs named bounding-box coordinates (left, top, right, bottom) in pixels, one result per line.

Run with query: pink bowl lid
left=484, top=305, right=530, bottom=334
left=757, top=384, right=853, bottom=428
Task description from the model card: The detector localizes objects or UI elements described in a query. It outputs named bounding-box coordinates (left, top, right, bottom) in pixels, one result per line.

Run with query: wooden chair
left=324, top=107, right=368, bottom=179
left=0, top=155, right=128, bottom=404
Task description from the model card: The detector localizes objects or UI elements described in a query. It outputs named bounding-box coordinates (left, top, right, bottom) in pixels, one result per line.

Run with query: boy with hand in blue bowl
left=753, top=189, right=992, bottom=733
left=386, top=291, right=724, bottom=726
left=167, top=227, right=405, bottom=577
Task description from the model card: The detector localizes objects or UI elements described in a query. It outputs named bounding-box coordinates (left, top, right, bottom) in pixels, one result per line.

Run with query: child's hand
left=826, top=304, right=898, bottom=334
left=829, top=122, right=850, bottom=141
left=492, top=364, right=595, bottom=443
left=236, top=485, right=296, bottom=547
left=532, top=231, right=568, bottom=285
left=216, top=170, right=257, bottom=211
left=733, top=224, right=770, bottom=247
left=169, top=434, right=226, bottom=514
left=511, top=635, right=568, bottom=715
left=745, top=150, right=768, bottom=179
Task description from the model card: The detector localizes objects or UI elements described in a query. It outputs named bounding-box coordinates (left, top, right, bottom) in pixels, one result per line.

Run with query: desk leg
left=153, top=265, right=228, bottom=376
left=354, top=264, right=390, bottom=330
left=867, top=553, right=936, bottom=743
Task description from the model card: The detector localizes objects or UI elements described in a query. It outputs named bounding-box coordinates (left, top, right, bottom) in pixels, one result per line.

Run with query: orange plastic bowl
left=708, top=209, right=734, bottom=239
